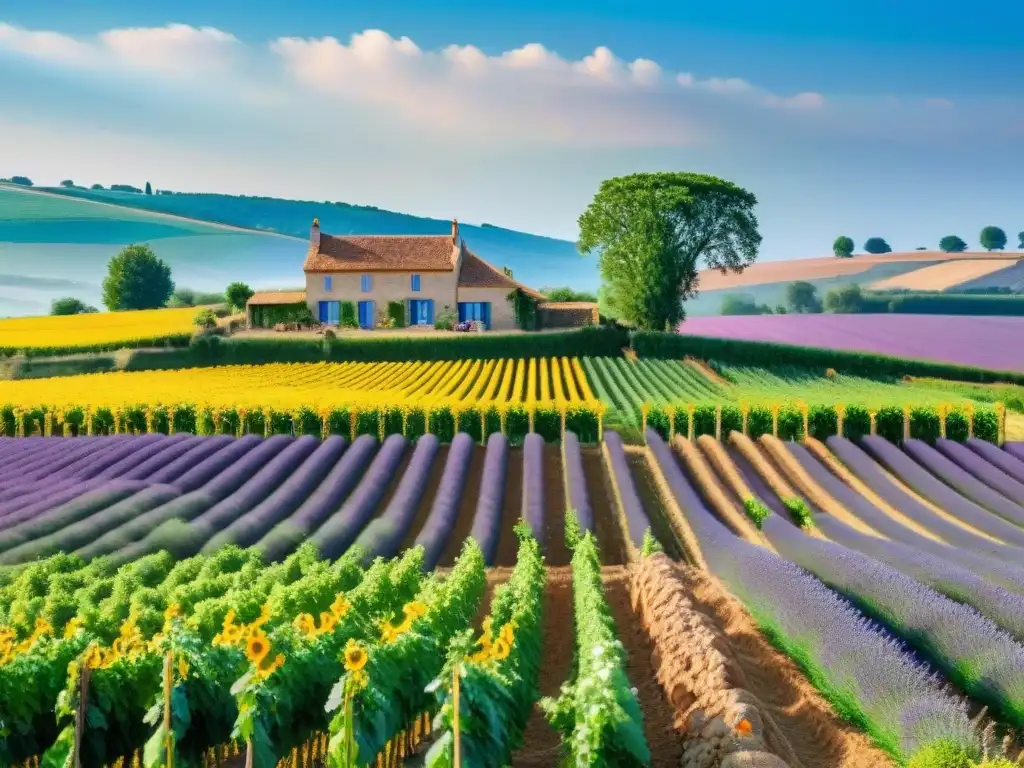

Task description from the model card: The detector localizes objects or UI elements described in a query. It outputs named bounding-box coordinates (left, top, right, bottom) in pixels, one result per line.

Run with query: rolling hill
left=689, top=251, right=1024, bottom=315
left=0, top=185, right=597, bottom=317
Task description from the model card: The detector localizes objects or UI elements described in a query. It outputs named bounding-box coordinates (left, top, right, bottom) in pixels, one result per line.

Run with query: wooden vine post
left=479, top=410, right=486, bottom=445
left=263, top=407, right=273, bottom=438
left=835, top=404, right=846, bottom=438
left=869, top=411, right=878, bottom=436
left=559, top=406, right=567, bottom=439
left=740, top=402, right=749, bottom=437
left=667, top=407, right=676, bottom=441
left=73, top=663, right=91, bottom=768
left=714, top=404, right=722, bottom=441
left=349, top=409, right=358, bottom=442
left=499, top=406, right=507, bottom=437
left=687, top=403, right=695, bottom=442
left=528, top=406, right=535, bottom=434
left=902, top=405, right=911, bottom=442
left=425, top=408, right=432, bottom=437
left=164, top=651, right=175, bottom=768
left=378, top=408, right=385, bottom=442
left=799, top=402, right=809, bottom=443
left=597, top=406, right=604, bottom=443
left=965, top=402, right=975, bottom=440
left=640, top=403, right=649, bottom=437
left=771, top=404, right=779, bottom=438
left=453, top=663, right=462, bottom=768
left=996, top=402, right=1006, bottom=445
left=938, top=403, right=948, bottom=440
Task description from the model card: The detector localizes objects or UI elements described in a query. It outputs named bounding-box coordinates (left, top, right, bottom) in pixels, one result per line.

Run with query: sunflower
left=294, top=613, right=316, bottom=638
left=245, top=629, right=270, bottom=666
left=63, top=617, right=83, bottom=639
left=256, top=652, right=285, bottom=680
left=177, top=656, right=190, bottom=680
left=317, top=611, right=338, bottom=635
left=499, top=623, right=515, bottom=646
left=403, top=601, right=428, bottom=620
left=490, top=639, right=510, bottom=661
left=83, top=643, right=107, bottom=669
left=343, top=639, right=368, bottom=672
left=330, top=594, right=352, bottom=619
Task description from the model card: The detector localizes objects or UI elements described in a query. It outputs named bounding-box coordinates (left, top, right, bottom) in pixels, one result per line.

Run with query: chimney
left=310, top=218, right=321, bottom=249
left=451, top=218, right=459, bottom=244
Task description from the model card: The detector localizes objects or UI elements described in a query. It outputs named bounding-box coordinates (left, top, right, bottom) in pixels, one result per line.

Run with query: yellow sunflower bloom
left=343, top=639, right=368, bottom=672
left=317, top=611, right=337, bottom=635
left=402, top=601, right=428, bottom=620
left=63, top=617, right=83, bottom=639
left=499, top=623, right=515, bottom=646
left=490, top=639, right=510, bottom=661
left=177, top=657, right=190, bottom=680
left=330, top=594, right=352, bottom=619
left=256, top=652, right=285, bottom=680
left=245, top=629, right=271, bottom=666
left=294, top=613, right=316, bottom=638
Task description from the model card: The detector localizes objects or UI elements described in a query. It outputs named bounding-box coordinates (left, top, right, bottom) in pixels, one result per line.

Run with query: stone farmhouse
left=246, top=219, right=597, bottom=332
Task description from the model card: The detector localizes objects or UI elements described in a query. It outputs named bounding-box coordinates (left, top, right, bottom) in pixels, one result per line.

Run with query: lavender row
left=933, top=439, right=1024, bottom=505
left=561, top=431, right=594, bottom=533
left=467, top=432, right=508, bottom=565
left=827, top=436, right=1024, bottom=562
left=788, top=442, right=1024, bottom=593
left=602, top=430, right=650, bottom=550
left=903, top=439, right=1024, bottom=526
left=353, top=434, right=440, bottom=561
left=309, top=434, right=409, bottom=560
left=644, top=429, right=978, bottom=762
left=203, top=436, right=349, bottom=551
left=520, top=432, right=545, bottom=545
left=1007, top=443, right=1024, bottom=463
left=762, top=513, right=1024, bottom=727
left=967, top=439, right=1024, bottom=485
left=413, top=432, right=474, bottom=570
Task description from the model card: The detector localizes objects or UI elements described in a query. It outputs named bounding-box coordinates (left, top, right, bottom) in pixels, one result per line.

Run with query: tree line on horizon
left=832, top=226, right=1023, bottom=257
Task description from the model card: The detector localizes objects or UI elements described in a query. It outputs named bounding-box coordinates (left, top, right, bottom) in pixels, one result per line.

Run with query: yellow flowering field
left=0, top=357, right=599, bottom=413
left=0, top=307, right=197, bottom=354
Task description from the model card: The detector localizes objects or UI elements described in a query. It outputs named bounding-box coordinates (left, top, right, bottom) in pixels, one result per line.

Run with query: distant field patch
left=870, top=259, right=1019, bottom=291
left=0, top=307, right=197, bottom=355
left=677, top=313, right=1024, bottom=372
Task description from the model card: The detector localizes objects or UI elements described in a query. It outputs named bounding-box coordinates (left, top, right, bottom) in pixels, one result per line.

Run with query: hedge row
left=643, top=402, right=1001, bottom=445
left=124, top=325, right=629, bottom=370
left=0, top=402, right=602, bottom=444
left=2, top=334, right=192, bottom=360
left=634, top=332, right=1024, bottom=386
left=860, top=292, right=1024, bottom=316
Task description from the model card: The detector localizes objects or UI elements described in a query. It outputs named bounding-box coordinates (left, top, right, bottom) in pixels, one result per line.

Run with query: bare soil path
left=512, top=566, right=574, bottom=768
left=582, top=447, right=627, bottom=566
left=602, top=566, right=685, bottom=767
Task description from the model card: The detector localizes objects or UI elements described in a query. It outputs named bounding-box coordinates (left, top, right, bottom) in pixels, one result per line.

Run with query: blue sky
left=1, top=0, right=1022, bottom=263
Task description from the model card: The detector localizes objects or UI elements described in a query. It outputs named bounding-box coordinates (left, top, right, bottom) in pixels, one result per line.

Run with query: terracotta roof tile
left=304, top=234, right=458, bottom=272
left=248, top=290, right=307, bottom=306
left=457, top=250, right=545, bottom=299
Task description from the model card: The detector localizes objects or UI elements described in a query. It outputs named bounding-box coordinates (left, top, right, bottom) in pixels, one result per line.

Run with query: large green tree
left=225, top=281, right=255, bottom=312
left=980, top=225, right=1007, bottom=251
left=939, top=235, right=968, bottom=253
left=101, top=244, right=174, bottom=310
left=1019, top=231, right=1024, bottom=249
left=577, top=172, right=760, bottom=330
left=832, top=235, right=854, bottom=258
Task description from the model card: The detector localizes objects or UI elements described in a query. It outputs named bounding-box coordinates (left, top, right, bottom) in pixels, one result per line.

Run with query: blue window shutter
left=427, top=300, right=434, bottom=325
left=361, top=275, right=372, bottom=292
left=411, top=274, right=420, bottom=292
left=318, top=301, right=328, bottom=323
left=324, top=275, right=332, bottom=292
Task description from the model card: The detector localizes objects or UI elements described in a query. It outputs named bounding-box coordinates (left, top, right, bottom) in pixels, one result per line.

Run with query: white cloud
left=0, top=21, right=238, bottom=76
left=0, top=20, right=827, bottom=147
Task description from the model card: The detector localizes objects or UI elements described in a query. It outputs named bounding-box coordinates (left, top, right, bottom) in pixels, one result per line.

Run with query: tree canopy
left=59, top=180, right=75, bottom=188
left=101, top=244, right=174, bottom=311
left=50, top=297, right=97, bottom=316
left=939, top=235, right=967, bottom=253
left=1019, top=231, right=1024, bottom=249
left=863, top=237, right=892, bottom=255
left=823, top=283, right=865, bottom=313
left=145, top=181, right=153, bottom=195
left=720, top=295, right=773, bottom=315
left=980, top=226, right=1007, bottom=251
left=832, top=235, right=854, bottom=258
left=578, top=172, right=760, bottom=330
left=225, top=281, right=255, bottom=312
left=785, top=281, right=822, bottom=313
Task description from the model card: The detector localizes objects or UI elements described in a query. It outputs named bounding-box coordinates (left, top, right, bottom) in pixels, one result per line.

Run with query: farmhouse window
left=361, top=275, right=372, bottom=292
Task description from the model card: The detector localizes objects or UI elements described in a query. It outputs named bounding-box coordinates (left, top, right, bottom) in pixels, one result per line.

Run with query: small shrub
left=386, top=300, right=406, bottom=328
left=783, top=497, right=814, bottom=528
left=434, top=309, right=457, bottom=331
left=340, top=301, right=358, bottom=328
left=743, top=498, right=771, bottom=529
left=193, top=308, right=217, bottom=329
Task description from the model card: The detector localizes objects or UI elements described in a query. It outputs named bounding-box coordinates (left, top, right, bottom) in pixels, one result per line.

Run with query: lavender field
left=678, top=314, right=1024, bottom=372
left=6, top=428, right=1024, bottom=767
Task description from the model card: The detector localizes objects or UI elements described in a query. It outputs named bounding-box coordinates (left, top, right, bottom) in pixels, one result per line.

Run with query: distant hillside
left=32, top=185, right=597, bottom=288
left=688, top=251, right=1023, bottom=315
